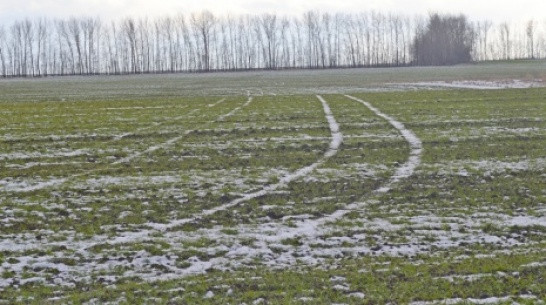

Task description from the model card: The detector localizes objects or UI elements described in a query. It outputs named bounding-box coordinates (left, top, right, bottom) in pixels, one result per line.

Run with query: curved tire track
left=0, top=94, right=423, bottom=286
left=145, top=95, right=343, bottom=231
left=263, top=94, right=423, bottom=239
left=344, top=95, right=422, bottom=193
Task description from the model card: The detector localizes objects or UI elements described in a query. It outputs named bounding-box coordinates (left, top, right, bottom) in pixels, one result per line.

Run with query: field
left=0, top=61, right=545, bottom=304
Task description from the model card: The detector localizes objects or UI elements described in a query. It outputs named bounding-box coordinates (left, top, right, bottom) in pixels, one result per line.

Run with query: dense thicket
left=412, top=14, right=474, bottom=65
left=0, top=11, right=545, bottom=77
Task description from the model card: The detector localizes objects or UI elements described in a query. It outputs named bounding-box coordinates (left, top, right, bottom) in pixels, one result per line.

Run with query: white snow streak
left=208, top=98, right=226, bottom=107
left=113, top=98, right=226, bottom=164
left=143, top=95, right=343, bottom=231
left=218, top=97, right=253, bottom=120
left=113, top=134, right=186, bottom=164
left=409, top=294, right=539, bottom=305
left=264, top=95, right=423, bottom=240
left=0, top=178, right=67, bottom=193
left=345, top=95, right=422, bottom=193
left=398, top=80, right=544, bottom=90
left=0, top=94, right=435, bottom=288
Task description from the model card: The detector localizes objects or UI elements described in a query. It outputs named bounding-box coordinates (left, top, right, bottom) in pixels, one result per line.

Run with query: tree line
left=0, top=11, right=545, bottom=77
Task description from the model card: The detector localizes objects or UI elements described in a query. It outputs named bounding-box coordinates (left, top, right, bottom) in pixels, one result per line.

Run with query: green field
left=0, top=63, right=545, bottom=304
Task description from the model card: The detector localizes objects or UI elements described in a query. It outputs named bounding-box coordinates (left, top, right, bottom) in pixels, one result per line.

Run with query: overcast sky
left=1, top=0, right=545, bottom=25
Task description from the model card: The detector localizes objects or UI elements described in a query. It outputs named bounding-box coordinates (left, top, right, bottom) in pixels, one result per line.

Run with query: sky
left=1, top=0, right=545, bottom=25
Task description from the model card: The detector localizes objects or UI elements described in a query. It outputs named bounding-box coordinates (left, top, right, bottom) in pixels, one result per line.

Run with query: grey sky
left=1, top=0, right=545, bottom=25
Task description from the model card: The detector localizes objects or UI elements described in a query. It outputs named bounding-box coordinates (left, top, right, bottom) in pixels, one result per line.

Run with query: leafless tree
left=526, top=20, right=536, bottom=59
left=0, top=26, right=6, bottom=76
left=191, top=11, right=215, bottom=71
left=122, top=18, right=138, bottom=73
left=499, top=22, right=511, bottom=60
left=259, top=14, right=279, bottom=69
left=0, top=11, right=544, bottom=77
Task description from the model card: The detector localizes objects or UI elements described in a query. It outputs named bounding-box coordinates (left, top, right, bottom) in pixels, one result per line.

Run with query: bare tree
left=0, top=12, right=544, bottom=77
left=191, top=11, right=215, bottom=71
left=0, top=26, right=6, bottom=76
left=499, top=22, right=511, bottom=60
left=66, top=18, right=84, bottom=74
left=122, top=18, right=138, bottom=73
left=20, top=20, right=34, bottom=76
left=475, top=20, right=492, bottom=61
left=526, top=20, right=536, bottom=59
left=259, top=14, right=279, bottom=69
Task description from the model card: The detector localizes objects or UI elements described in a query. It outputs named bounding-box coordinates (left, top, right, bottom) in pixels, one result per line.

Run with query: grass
left=1, top=250, right=544, bottom=304
left=0, top=65, right=545, bottom=303
left=1, top=60, right=545, bottom=102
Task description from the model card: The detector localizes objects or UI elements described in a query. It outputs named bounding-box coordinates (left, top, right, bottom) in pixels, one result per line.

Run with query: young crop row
left=0, top=89, right=545, bottom=303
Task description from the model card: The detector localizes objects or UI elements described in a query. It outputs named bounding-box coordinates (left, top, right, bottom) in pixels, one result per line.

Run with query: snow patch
left=398, top=80, right=544, bottom=90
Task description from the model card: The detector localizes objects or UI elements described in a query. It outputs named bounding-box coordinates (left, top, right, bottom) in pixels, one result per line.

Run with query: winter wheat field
left=1, top=61, right=546, bottom=304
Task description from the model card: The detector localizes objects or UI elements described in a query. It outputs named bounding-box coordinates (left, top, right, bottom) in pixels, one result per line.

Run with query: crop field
left=0, top=62, right=545, bottom=304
